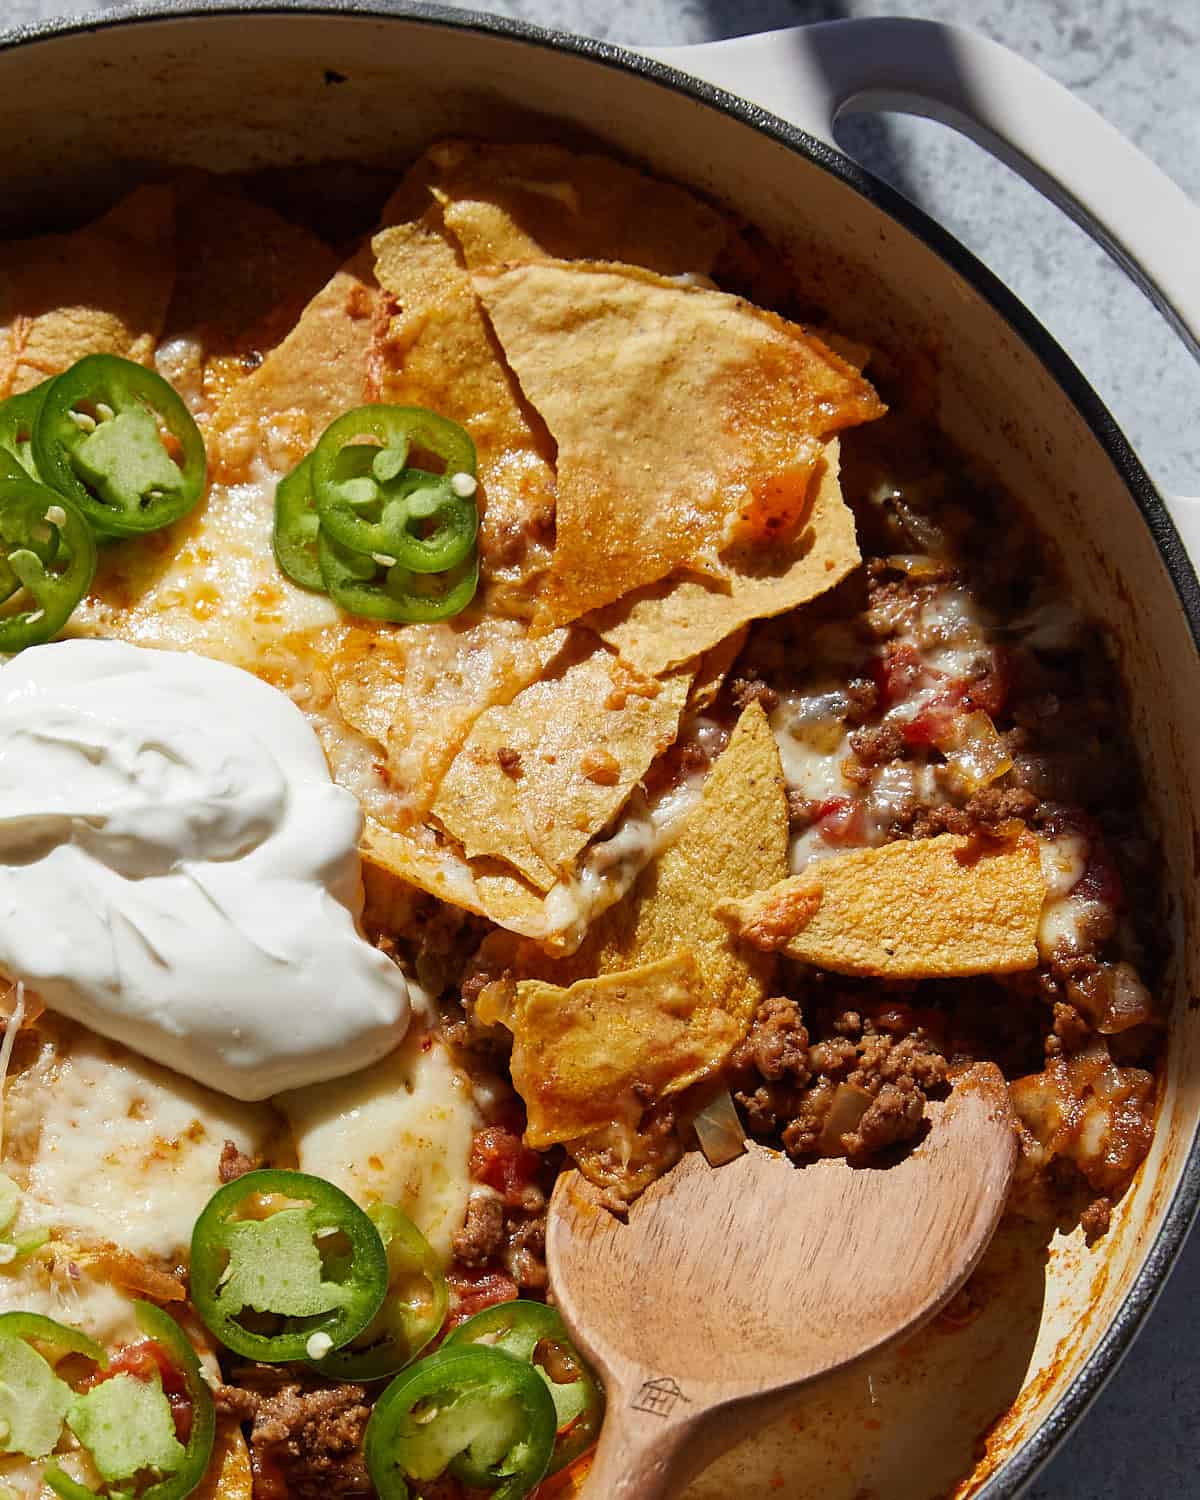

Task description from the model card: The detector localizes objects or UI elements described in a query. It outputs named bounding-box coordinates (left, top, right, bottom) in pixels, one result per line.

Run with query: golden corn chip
left=568, top=1124, right=683, bottom=1207
left=372, top=220, right=557, bottom=613
left=591, top=442, right=860, bottom=676
left=0, top=185, right=174, bottom=397
left=687, top=626, right=749, bottom=714
left=717, top=832, right=1046, bottom=978
left=432, top=634, right=692, bottom=890
left=471, top=261, right=883, bottom=629
left=195, top=1422, right=254, bottom=1500
left=208, top=244, right=386, bottom=481
left=330, top=619, right=566, bottom=823
left=506, top=953, right=740, bottom=1148
left=586, top=701, right=789, bottom=1031
left=361, top=819, right=556, bottom=941
left=428, top=139, right=734, bottom=276
left=162, top=179, right=339, bottom=416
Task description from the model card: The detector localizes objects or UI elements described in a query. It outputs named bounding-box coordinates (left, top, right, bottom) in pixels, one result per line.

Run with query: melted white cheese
left=280, top=1029, right=479, bottom=1266
left=1037, top=831, right=1092, bottom=958
left=5, top=1020, right=277, bottom=1263
left=540, top=775, right=705, bottom=951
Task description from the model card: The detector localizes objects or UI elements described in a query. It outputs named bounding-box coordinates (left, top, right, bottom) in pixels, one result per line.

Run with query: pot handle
left=645, top=18, right=1200, bottom=554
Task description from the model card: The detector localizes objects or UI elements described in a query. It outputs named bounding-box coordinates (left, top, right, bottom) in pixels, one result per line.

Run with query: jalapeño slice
left=42, top=1303, right=215, bottom=1500
left=312, top=1203, right=448, bottom=1382
left=33, top=355, right=206, bottom=537
left=0, top=1312, right=105, bottom=1464
left=318, top=530, right=479, bottom=624
left=272, top=454, right=325, bottom=592
left=0, top=466, right=59, bottom=604
left=46, top=1302, right=216, bottom=1500
left=364, top=1345, right=556, bottom=1500
left=0, top=477, right=96, bottom=650
left=310, top=404, right=477, bottom=568
left=190, top=1169, right=388, bottom=1363
left=0, top=381, right=52, bottom=481
left=445, top=1301, right=604, bottom=1474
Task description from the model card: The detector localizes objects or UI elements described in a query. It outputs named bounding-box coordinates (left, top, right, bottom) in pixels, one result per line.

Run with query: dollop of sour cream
left=0, top=640, right=411, bottom=1099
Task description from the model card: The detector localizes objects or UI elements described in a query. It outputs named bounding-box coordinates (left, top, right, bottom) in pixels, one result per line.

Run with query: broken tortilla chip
left=427, top=139, right=736, bottom=278
left=361, top=818, right=558, bottom=941
left=196, top=1421, right=254, bottom=1500
left=588, top=701, right=789, bottom=1029
left=372, top=219, right=557, bottom=613
left=492, top=953, right=740, bottom=1149
left=591, top=441, right=859, bottom=676
left=431, top=634, right=692, bottom=890
left=716, top=832, right=1046, bottom=978
left=330, top=618, right=567, bottom=823
left=475, top=701, right=791, bottom=999
left=688, top=626, right=749, bottom=714
left=471, top=261, right=883, bottom=628
left=0, top=185, right=174, bottom=398
left=160, top=179, right=339, bottom=418
left=208, top=244, right=386, bottom=481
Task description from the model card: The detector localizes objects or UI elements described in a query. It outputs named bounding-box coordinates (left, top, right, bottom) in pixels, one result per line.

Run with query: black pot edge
left=5, top=2, right=1200, bottom=1495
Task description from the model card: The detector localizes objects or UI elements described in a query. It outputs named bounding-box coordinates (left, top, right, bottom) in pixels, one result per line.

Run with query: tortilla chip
left=361, top=818, right=557, bottom=940
left=591, top=442, right=859, bottom=675
left=330, top=618, right=567, bottom=823
left=208, top=243, right=386, bottom=481
left=717, top=832, right=1046, bottom=978
left=431, top=634, right=693, bottom=890
left=372, top=220, right=556, bottom=613
left=582, top=702, right=789, bottom=1029
left=568, top=1124, right=683, bottom=1207
left=161, top=179, right=339, bottom=417
left=471, top=261, right=883, bottom=628
left=688, top=627, right=749, bottom=714
left=495, top=954, right=740, bottom=1148
left=475, top=700, right=790, bottom=985
left=427, top=139, right=735, bottom=277
left=196, top=1421, right=254, bottom=1500
left=0, top=185, right=175, bottom=397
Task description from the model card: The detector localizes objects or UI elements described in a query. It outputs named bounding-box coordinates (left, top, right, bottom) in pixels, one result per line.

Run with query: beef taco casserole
left=0, top=140, right=1166, bottom=1500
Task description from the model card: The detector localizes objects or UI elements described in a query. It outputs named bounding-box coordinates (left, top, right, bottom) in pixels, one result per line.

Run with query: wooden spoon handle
left=580, top=1390, right=700, bottom=1500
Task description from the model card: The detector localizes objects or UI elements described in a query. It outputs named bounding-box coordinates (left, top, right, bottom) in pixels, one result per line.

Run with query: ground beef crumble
left=451, top=1193, right=504, bottom=1266
left=729, top=675, right=779, bottom=712
left=730, top=995, right=949, bottom=1165
left=218, top=1140, right=261, bottom=1184
left=218, top=1370, right=372, bottom=1499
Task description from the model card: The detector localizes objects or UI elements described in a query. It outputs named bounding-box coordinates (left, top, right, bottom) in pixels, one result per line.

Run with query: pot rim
left=5, top=2, right=1200, bottom=1494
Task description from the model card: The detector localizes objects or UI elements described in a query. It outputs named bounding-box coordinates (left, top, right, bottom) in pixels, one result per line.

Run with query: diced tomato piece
left=446, top=1265, right=520, bottom=1328
left=469, top=1125, right=542, bottom=1206
left=961, top=647, right=1011, bottom=719
left=535, top=1451, right=595, bottom=1496
left=901, top=685, right=965, bottom=747
left=815, top=795, right=869, bottom=847
left=874, top=642, right=926, bottom=707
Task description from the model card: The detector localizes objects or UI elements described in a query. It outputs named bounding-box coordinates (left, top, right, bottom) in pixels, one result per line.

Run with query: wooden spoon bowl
left=546, top=1061, right=1016, bottom=1500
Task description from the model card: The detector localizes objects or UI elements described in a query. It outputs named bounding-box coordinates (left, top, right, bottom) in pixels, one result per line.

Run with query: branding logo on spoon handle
left=631, top=1377, right=690, bottom=1417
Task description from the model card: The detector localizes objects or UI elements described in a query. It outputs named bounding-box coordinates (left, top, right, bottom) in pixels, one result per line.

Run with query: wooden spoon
left=546, top=1061, right=1016, bottom=1500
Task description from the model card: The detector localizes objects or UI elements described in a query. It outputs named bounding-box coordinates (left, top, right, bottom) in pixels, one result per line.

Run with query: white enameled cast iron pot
left=1, top=5, right=1197, bottom=1497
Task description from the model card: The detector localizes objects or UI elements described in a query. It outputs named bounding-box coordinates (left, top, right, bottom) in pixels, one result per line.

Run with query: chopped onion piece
left=884, top=553, right=945, bottom=579
left=938, top=710, right=1013, bottom=792
left=818, top=1082, right=873, bottom=1155
left=693, top=1090, right=747, bottom=1166
left=1099, top=962, right=1155, bottom=1034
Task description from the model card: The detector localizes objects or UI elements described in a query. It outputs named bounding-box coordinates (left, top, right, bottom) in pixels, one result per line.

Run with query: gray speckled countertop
left=4, top=0, right=1199, bottom=1495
